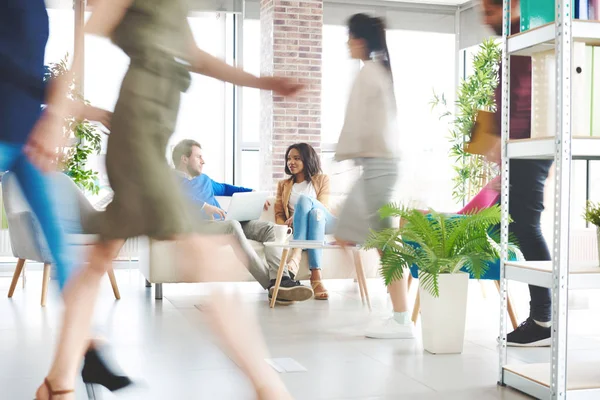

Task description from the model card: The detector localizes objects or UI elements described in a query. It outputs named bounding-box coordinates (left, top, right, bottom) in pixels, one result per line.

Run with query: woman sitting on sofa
left=275, top=143, right=335, bottom=300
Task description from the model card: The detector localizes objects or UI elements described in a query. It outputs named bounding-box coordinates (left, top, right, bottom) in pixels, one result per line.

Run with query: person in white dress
left=334, top=13, right=414, bottom=339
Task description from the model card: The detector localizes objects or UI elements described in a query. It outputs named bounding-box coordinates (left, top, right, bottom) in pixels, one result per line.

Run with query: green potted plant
left=583, top=201, right=600, bottom=265
left=365, top=203, right=518, bottom=354
left=44, top=55, right=102, bottom=195
left=431, top=38, right=501, bottom=204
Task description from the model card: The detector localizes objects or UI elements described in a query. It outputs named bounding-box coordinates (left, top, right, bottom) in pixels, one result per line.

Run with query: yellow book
left=466, top=110, right=499, bottom=156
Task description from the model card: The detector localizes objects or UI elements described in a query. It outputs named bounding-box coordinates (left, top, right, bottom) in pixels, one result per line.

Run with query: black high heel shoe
left=81, top=346, right=133, bottom=399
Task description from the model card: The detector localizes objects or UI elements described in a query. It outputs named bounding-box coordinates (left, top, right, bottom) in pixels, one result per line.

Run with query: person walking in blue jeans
left=1, top=1, right=134, bottom=397
left=275, top=143, right=335, bottom=299
left=0, top=1, right=74, bottom=291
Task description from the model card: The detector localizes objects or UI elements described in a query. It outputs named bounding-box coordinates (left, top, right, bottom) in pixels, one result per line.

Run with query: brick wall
left=260, top=0, right=323, bottom=190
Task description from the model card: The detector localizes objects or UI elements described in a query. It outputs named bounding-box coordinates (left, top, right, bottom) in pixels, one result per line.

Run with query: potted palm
left=365, top=204, right=517, bottom=354
left=583, top=201, right=600, bottom=266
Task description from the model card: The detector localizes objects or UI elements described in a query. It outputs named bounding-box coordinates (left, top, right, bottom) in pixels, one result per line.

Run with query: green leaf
left=584, top=201, right=600, bottom=227
left=369, top=204, right=514, bottom=298
left=430, top=37, right=501, bottom=202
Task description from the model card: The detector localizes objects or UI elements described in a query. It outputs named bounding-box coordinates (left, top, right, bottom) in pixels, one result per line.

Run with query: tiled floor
left=1, top=264, right=600, bottom=399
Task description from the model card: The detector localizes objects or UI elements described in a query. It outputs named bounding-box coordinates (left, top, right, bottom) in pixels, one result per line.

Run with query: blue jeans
left=293, top=194, right=336, bottom=270
left=0, top=143, right=75, bottom=290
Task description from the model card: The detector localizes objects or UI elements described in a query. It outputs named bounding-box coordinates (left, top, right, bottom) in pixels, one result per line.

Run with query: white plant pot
left=420, top=272, right=469, bottom=355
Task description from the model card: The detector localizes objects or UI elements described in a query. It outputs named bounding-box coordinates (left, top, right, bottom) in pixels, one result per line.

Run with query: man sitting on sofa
left=172, top=139, right=313, bottom=304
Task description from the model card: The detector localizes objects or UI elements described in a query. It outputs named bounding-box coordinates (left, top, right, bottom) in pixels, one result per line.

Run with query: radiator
left=570, top=228, right=598, bottom=263
left=117, top=238, right=140, bottom=260
left=0, top=230, right=139, bottom=260
left=0, top=229, right=594, bottom=264
left=0, top=230, right=11, bottom=257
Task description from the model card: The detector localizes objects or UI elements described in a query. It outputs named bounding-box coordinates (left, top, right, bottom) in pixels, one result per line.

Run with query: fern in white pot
left=365, top=204, right=518, bottom=354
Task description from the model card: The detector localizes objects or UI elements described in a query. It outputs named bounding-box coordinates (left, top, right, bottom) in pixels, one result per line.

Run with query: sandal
left=35, top=378, right=74, bottom=400
left=287, top=258, right=300, bottom=280
left=311, top=280, right=329, bottom=300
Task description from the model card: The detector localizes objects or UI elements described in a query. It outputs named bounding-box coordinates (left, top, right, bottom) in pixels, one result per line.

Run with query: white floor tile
left=2, top=267, right=600, bottom=399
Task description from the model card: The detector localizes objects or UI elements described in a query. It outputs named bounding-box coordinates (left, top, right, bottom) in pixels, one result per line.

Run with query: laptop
left=224, top=191, right=269, bottom=222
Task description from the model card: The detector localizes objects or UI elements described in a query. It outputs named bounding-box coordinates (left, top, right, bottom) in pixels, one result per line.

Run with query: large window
left=84, top=13, right=229, bottom=185
left=321, top=25, right=360, bottom=146
left=241, top=19, right=261, bottom=144
left=174, top=14, right=227, bottom=181
left=83, top=26, right=129, bottom=192
left=387, top=29, right=457, bottom=211
left=49, top=6, right=459, bottom=210
left=240, top=150, right=260, bottom=190
left=45, top=9, right=74, bottom=66
left=320, top=24, right=361, bottom=196
left=320, top=26, right=457, bottom=208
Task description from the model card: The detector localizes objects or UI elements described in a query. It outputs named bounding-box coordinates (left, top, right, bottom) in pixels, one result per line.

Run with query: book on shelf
left=574, top=44, right=591, bottom=136
left=594, top=47, right=600, bottom=136
left=590, top=0, right=600, bottom=19
left=531, top=49, right=555, bottom=139
left=531, top=44, right=600, bottom=138
left=522, top=0, right=599, bottom=31
left=578, top=0, right=590, bottom=20
left=520, top=0, right=556, bottom=32
left=585, top=46, right=594, bottom=135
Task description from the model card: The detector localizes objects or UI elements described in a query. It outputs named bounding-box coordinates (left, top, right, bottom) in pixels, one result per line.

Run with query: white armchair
left=2, top=171, right=120, bottom=306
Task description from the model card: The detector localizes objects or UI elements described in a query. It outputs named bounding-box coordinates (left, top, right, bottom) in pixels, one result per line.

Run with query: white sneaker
left=365, top=317, right=416, bottom=339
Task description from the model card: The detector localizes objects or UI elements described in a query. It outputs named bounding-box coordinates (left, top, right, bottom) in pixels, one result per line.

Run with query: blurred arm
left=184, top=22, right=285, bottom=92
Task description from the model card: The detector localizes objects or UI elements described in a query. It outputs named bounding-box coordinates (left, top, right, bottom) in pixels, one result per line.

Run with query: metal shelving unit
left=504, top=261, right=600, bottom=289
left=498, top=1, right=600, bottom=399
left=507, top=137, right=600, bottom=160
left=508, top=20, right=600, bottom=55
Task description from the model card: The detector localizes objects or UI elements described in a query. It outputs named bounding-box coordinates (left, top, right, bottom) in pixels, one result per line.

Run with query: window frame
left=235, top=16, right=261, bottom=186
left=59, top=2, right=236, bottom=185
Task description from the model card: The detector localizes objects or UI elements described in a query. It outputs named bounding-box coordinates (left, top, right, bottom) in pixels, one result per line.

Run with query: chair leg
left=269, top=249, right=289, bottom=308
left=411, top=291, right=420, bottom=325
left=495, top=280, right=518, bottom=330
left=155, top=283, right=163, bottom=300
left=41, top=263, right=51, bottom=307
left=8, top=258, right=25, bottom=298
left=357, top=270, right=366, bottom=304
left=22, top=264, right=26, bottom=289
left=107, top=268, right=121, bottom=300
left=480, top=280, right=487, bottom=299
left=407, top=273, right=413, bottom=292
left=353, top=250, right=371, bottom=311
left=145, top=279, right=152, bottom=288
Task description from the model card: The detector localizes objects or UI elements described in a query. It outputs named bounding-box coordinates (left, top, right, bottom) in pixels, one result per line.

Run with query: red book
left=590, top=0, right=600, bottom=20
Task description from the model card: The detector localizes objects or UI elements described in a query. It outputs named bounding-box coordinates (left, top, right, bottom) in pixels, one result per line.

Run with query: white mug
left=274, top=225, right=293, bottom=243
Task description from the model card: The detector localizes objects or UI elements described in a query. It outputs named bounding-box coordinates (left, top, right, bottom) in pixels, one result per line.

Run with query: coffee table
left=263, top=240, right=371, bottom=309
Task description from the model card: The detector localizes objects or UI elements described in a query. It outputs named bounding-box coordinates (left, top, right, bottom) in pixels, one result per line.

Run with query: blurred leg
left=38, top=240, right=124, bottom=398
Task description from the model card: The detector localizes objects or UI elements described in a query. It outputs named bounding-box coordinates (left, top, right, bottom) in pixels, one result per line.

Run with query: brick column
left=260, top=0, right=323, bottom=190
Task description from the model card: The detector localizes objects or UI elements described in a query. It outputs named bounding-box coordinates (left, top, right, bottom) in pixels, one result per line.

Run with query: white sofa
left=139, top=196, right=381, bottom=299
